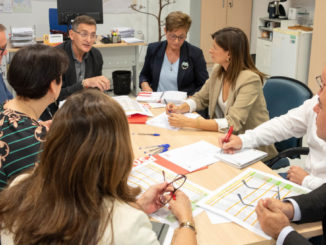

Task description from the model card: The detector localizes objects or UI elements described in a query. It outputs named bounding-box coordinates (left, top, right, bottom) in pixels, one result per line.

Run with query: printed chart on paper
left=198, top=168, right=310, bottom=238
left=129, top=161, right=211, bottom=228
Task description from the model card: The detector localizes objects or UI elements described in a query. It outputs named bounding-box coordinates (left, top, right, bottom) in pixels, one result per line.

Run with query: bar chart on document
left=128, top=162, right=211, bottom=227
left=198, top=168, right=310, bottom=239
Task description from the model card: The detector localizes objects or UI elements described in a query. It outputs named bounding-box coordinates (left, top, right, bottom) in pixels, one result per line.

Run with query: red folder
left=128, top=114, right=148, bottom=124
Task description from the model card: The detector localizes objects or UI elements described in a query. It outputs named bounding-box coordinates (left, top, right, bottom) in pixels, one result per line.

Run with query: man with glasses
left=44, top=15, right=110, bottom=119
left=256, top=83, right=326, bottom=244
left=0, top=24, right=13, bottom=104
left=220, top=67, right=326, bottom=190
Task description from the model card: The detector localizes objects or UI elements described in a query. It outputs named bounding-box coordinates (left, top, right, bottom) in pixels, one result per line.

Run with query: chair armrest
left=266, top=147, right=309, bottom=169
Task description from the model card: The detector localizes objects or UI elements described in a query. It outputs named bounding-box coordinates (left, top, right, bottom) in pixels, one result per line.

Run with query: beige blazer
left=192, top=65, right=277, bottom=159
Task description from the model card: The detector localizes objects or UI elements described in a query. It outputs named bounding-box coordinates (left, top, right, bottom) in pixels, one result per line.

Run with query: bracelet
left=179, top=221, right=196, bottom=233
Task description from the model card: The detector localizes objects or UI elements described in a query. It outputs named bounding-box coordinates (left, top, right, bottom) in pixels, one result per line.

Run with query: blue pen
left=137, top=133, right=160, bottom=136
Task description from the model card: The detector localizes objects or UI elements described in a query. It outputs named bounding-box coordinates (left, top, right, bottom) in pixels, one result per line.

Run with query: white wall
left=0, top=0, right=191, bottom=43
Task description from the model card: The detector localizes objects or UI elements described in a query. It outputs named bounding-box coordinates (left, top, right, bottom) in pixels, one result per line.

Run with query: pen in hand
left=222, top=126, right=234, bottom=144
left=164, top=99, right=173, bottom=113
left=220, top=126, right=234, bottom=153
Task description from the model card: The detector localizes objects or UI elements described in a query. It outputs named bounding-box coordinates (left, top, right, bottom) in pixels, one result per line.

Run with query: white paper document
left=159, top=140, right=221, bottom=172
left=136, top=91, right=187, bottom=104
left=197, top=168, right=310, bottom=239
left=128, top=162, right=211, bottom=228
left=146, top=112, right=199, bottom=131
left=113, top=96, right=153, bottom=117
left=218, top=149, right=267, bottom=169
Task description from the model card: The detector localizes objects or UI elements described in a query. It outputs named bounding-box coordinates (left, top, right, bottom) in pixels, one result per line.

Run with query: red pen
left=222, top=126, right=234, bottom=144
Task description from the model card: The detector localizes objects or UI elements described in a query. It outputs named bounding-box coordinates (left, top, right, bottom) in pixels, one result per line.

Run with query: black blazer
left=284, top=183, right=326, bottom=245
left=139, top=41, right=208, bottom=95
left=58, top=39, right=103, bottom=101
left=40, top=40, right=103, bottom=120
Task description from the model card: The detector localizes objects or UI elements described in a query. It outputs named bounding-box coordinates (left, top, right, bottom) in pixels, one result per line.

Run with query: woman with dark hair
left=139, top=11, right=208, bottom=95
left=0, top=44, right=69, bottom=190
left=0, top=89, right=196, bottom=245
left=166, top=27, right=277, bottom=158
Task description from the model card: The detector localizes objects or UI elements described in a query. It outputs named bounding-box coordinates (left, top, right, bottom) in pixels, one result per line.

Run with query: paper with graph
left=128, top=161, right=212, bottom=228
left=197, top=168, right=310, bottom=239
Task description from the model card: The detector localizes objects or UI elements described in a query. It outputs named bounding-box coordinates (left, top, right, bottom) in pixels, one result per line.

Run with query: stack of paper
left=113, top=96, right=153, bottom=117
left=136, top=91, right=187, bottom=104
left=121, top=37, right=143, bottom=43
left=10, top=27, right=36, bottom=47
left=113, top=27, right=134, bottom=38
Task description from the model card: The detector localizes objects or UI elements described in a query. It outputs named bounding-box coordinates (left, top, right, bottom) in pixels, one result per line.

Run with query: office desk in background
left=7, top=40, right=147, bottom=95
left=130, top=108, right=322, bottom=245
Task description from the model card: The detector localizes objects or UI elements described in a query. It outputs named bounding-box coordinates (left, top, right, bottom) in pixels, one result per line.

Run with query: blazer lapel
left=177, top=42, right=188, bottom=89
left=225, top=81, right=236, bottom=114
left=209, top=69, right=223, bottom=118
left=152, top=41, right=167, bottom=85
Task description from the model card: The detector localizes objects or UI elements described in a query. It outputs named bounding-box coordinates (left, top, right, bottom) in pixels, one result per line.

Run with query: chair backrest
left=49, top=8, right=68, bottom=34
left=263, top=76, right=313, bottom=154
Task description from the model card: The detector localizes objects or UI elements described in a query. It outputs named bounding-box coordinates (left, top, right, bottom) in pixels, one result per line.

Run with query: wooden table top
left=129, top=108, right=322, bottom=245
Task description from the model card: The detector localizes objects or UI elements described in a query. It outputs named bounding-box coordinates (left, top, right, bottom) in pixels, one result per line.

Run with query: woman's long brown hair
left=0, top=89, right=140, bottom=244
left=211, top=27, right=265, bottom=87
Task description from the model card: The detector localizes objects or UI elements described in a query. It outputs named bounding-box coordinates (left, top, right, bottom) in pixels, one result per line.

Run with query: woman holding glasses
left=139, top=11, right=208, bottom=96
left=0, top=89, right=196, bottom=245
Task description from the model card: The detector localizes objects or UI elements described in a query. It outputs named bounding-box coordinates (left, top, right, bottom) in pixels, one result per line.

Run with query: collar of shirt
left=70, top=43, right=89, bottom=63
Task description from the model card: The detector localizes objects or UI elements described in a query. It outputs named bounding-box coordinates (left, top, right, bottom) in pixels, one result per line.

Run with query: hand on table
left=256, top=198, right=292, bottom=239
left=83, top=76, right=110, bottom=91
left=137, top=182, right=172, bottom=214
left=167, top=113, right=191, bottom=128
left=141, top=82, right=153, bottom=92
left=218, top=134, right=243, bottom=154
left=287, top=166, right=309, bottom=185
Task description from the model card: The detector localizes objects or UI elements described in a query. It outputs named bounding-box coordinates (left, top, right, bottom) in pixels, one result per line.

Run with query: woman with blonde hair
left=0, top=89, right=196, bottom=245
left=166, top=27, right=277, bottom=158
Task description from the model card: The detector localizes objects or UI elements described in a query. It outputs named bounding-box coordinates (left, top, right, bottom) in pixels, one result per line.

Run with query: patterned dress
left=0, top=104, right=46, bottom=190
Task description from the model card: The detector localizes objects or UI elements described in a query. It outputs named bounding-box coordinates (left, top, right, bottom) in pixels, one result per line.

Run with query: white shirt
left=239, top=95, right=326, bottom=190
left=185, top=88, right=229, bottom=131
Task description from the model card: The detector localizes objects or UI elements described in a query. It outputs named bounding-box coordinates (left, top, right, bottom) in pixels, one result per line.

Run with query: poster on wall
left=13, top=0, right=32, bottom=13
left=0, top=0, right=13, bottom=13
left=103, top=0, right=135, bottom=14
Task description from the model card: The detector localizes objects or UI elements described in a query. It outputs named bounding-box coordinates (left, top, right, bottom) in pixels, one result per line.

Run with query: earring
left=53, top=96, right=58, bottom=106
left=226, top=57, right=230, bottom=62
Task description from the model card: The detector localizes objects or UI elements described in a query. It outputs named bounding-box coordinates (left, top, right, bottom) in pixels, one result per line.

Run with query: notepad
left=218, top=149, right=267, bottom=169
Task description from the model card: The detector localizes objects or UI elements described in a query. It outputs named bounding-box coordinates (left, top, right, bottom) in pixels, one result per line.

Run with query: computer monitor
left=57, top=0, right=103, bottom=25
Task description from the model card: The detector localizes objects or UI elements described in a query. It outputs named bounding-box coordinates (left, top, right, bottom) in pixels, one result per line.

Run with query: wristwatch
left=179, top=221, right=196, bottom=233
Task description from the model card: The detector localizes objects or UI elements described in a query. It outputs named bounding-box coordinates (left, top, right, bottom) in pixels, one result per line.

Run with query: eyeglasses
left=315, top=75, right=325, bottom=90
left=159, top=170, right=187, bottom=205
left=73, top=30, right=97, bottom=40
left=0, top=43, right=7, bottom=55
left=167, top=34, right=186, bottom=41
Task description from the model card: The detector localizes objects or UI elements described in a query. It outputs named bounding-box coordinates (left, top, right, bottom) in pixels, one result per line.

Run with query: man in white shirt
left=220, top=67, right=326, bottom=190
left=255, top=82, right=326, bottom=244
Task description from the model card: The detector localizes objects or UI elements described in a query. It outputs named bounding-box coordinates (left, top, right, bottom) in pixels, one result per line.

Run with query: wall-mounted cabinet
left=200, top=0, right=253, bottom=63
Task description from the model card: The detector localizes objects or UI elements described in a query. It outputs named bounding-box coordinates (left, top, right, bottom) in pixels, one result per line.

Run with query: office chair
left=263, top=76, right=313, bottom=169
left=49, top=8, right=69, bottom=38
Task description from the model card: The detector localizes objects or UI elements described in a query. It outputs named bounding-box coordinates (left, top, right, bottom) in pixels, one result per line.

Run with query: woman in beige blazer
left=166, top=27, right=277, bottom=158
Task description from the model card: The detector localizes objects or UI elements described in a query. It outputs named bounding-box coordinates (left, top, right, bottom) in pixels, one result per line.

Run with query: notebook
left=218, top=149, right=267, bottom=169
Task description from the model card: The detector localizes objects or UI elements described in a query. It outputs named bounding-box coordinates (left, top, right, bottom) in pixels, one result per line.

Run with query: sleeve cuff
left=185, top=99, right=197, bottom=113
left=284, top=198, right=301, bottom=221
left=215, top=118, right=228, bottom=131
left=276, top=226, right=295, bottom=245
